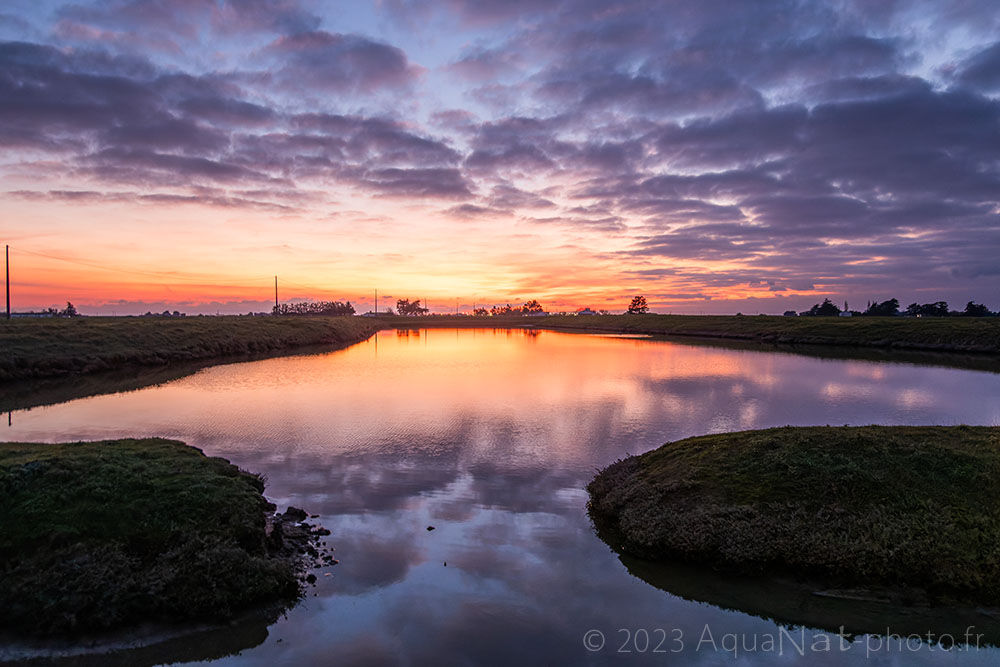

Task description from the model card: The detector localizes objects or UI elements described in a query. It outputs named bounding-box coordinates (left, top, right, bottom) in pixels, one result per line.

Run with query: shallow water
left=5, top=328, right=1000, bottom=665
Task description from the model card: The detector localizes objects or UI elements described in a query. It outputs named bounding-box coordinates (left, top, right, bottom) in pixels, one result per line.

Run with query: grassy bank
left=0, top=439, right=301, bottom=636
left=541, top=314, right=1000, bottom=354
left=0, top=316, right=378, bottom=382
left=588, top=426, right=1000, bottom=606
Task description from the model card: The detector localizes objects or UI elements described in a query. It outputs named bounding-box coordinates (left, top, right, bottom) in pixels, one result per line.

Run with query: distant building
left=839, top=311, right=853, bottom=317
left=524, top=311, right=549, bottom=317
left=576, top=308, right=597, bottom=316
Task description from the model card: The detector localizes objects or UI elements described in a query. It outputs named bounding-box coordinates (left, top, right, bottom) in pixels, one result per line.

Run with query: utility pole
left=375, top=288, right=378, bottom=315
left=274, top=276, right=278, bottom=314
left=5, top=245, right=9, bottom=320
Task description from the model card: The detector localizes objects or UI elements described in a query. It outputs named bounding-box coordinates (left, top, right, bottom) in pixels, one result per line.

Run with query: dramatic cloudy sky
left=2, top=0, right=999, bottom=314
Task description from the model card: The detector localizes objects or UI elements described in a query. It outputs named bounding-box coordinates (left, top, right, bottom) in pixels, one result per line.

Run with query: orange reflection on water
left=7, top=328, right=1000, bottom=470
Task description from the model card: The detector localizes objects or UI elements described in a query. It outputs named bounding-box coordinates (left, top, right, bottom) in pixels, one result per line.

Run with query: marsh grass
left=0, top=439, right=299, bottom=636
left=0, top=316, right=378, bottom=381
left=588, top=425, right=1000, bottom=605
left=544, top=314, right=1000, bottom=354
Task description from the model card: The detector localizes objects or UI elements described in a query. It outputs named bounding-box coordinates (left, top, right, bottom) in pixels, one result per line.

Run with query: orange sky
left=3, top=193, right=822, bottom=314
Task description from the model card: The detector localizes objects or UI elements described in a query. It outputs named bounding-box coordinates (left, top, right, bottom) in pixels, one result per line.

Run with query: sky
left=1, top=0, right=999, bottom=315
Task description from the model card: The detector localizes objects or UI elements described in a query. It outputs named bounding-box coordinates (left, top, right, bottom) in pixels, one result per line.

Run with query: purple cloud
left=264, top=31, right=420, bottom=94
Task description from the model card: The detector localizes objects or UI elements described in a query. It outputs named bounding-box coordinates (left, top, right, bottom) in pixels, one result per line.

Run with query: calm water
left=6, top=328, right=1000, bottom=666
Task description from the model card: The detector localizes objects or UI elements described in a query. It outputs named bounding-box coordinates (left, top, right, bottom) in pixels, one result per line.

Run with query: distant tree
left=521, top=299, right=544, bottom=313
left=783, top=310, right=797, bottom=317
left=905, top=301, right=949, bottom=317
left=60, top=302, right=79, bottom=317
left=490, top=304, right=514, bottom=316
left=627, top=295, right=649, bottom=314
left=396, top=298, right=428, bottom=316
left=802, top=298, right=841, bottom=316
left=383, top=307, right=395, bottom=316
left=963, top=301, right=992, bottom=317
left=598, top=309, right=612, bottom=315
left=863, top=298, right=899, bottom=317
left=473, top=307, right=489, bottom=317
left=274, top=300, right=356, bottom=317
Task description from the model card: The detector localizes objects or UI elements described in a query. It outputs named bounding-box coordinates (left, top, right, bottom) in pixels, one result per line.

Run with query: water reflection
left=4, top=329, right=1000, bottom=665
left=595, top=522, right=1000, bottom=647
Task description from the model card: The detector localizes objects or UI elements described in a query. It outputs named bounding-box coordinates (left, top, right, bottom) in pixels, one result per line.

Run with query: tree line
left=272, top=300, right=356, bottom=316
left=471, top=300, right=545, bottom=316
left=796, top=298, right=995, bottom=317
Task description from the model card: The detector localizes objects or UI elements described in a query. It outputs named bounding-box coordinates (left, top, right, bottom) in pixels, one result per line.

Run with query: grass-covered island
left=0, top=438, right=327, bottom=637
left=588, top=426, right=1000, bottom=607
left=0, top=316, right=378, bottom=382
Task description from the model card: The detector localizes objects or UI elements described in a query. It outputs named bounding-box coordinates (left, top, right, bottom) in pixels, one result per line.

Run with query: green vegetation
left=540, top=313, right=1000, bottom=354
left=0, top=315, right=378, bottom=381
left=588, top=426, right=1000, bottom=606
left=0, top=438, right=299, bottom=636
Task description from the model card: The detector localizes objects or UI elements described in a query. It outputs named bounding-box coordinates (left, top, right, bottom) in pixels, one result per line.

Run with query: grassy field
left=588, top=425, right=1000, bottom=606
left=3, top=314, right=996, bottom=384
left=0, top=438, right=299, bottom=636
left=0, top=316, right=378, bottom=382
left=540, top=314, right=1000, bottom=354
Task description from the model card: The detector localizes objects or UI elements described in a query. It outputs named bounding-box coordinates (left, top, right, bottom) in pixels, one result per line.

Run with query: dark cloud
left=536, top=66, right=764, bottom=118
left=82, top=147, right=280, bottom=185
left=9, top=189, right=299, bottom=212
left=446, top=203, right=501, bottom=219
left=804, top=74, right=931, bottom=104
left=57, top=0, right=321, bottom=42
left=264, top=31, right=419, bottom=94
left=523, top=215, right=626, bottom=233
left=176, top=96, right=277, bottom=126
left=429, top=109, right=479, bottom=133
left=100, top=118, right=230, bottom=152
left=381, top=0, right=562, bottom=27
left=955, top=40, right=1000, bottom=91
left=292, top=113, right=460, bottom=166
left=487, top=184, right=555, bottom=209
left=650, top=106, right=807, bottom=170
left=360, top=167, right=473, bottom=199
left=447, top=45, right=523, bottom=80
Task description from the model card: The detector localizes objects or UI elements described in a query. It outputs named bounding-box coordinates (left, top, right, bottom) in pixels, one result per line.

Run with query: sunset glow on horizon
left=2, top=1, right=999, bottom=314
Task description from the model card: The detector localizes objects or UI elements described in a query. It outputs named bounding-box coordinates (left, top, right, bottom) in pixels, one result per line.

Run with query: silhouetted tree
left=396, top=298, right=428, bottom=316
left=473, top=307, right=489, bottom=316
left=60, top=302, right=79, bottom=317
left=521, top=299, right=544, bottom=313
left=802, top=298, right=841, bottom=316
left=627, top=295, right=649, bottom=314
left=963, top=301, right=992, bottom=317
left=905, top=301, right=949, bottom=317
left=490, top=304, right=514, bottom=316
left=863, top=298, right=899, bottom=316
